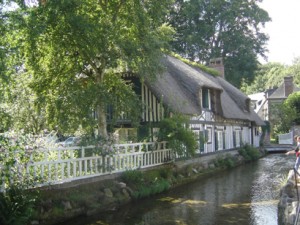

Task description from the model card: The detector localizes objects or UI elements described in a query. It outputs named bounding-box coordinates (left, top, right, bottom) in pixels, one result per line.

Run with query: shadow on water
left=59, top=154, right=295, bottom=225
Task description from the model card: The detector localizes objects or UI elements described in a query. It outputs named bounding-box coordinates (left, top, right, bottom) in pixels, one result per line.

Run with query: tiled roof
left=269, top=83, right=300, bottom=99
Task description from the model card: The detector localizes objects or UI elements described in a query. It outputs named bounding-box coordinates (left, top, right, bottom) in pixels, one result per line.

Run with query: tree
left=241, top=62, right=288, bottom=94
left=270, top=92, right=300, bottom=137
left=0, top=1, right=30, bottom=131
left=168, top=0, right=270, bottom=88
left=284, top=92, right=300, bottom=125
left=0, top=72, right=46, bottom=133
left=2, top=0, right=174, bottom=137
left=0, top=133, right=40, bottom=225
left=0, top=2, right=5, bottom=80
left=270, top=102, right=297, bottom=136
left=287, top=57, right=300, bottom=86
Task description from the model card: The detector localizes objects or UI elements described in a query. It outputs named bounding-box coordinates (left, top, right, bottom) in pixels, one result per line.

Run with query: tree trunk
left=95, top=68, right=108, bottom=139
left=97, top=103, right=108, bottom=139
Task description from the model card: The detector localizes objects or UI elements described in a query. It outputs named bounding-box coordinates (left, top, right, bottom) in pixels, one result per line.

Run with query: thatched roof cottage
left=119, top=55, right=264, bottom=153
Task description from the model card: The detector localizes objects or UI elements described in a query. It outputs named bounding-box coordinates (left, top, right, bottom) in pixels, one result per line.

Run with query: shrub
left=121, top=168, right=171, bottom=200
left=158, top=166, right=173, bottom=180
left=156, top=114, right=197, bottom=158
left=238, top=144, right=261, bottom=162
left=0, top=185, right=38, bottom=225
left=121, top=170, right=144, bottom=187
left=0, top=134, right=40, bottom=225
left=132, top=180, right=170, bottom=199
left=214, top=154, right=236, bottom=169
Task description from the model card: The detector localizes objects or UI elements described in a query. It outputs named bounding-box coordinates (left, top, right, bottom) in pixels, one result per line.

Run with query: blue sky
left=259, top=0, right=300, bottom=65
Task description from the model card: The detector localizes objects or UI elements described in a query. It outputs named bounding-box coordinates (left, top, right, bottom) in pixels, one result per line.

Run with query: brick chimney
left=209, top=58, right=225, bottom=78
left=284, top=76, right=293, bottom=97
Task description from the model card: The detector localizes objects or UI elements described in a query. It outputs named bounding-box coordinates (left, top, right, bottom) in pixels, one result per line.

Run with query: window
left=233, top=130, right=241, bottom=148
left=199, top=131, right=205, bottom=153
left=202, top=88, right=211, bottom=109
left=233, top=131, right=236, bottom=147
left=206, top=127, right=212, bottom=143
left=215, top=130, right=225, bottom=151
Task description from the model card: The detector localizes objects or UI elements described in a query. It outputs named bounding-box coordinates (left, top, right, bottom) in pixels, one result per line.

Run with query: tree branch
left=112, top=0, right=126, bottom=23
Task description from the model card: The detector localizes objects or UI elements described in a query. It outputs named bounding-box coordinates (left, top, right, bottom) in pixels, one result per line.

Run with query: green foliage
left=132, top=180, right=170, bottom=199
left=1, top=0, right=174, bottom=136
left=271, top=102, right=297, bottom=136
left=137, top=125, right=151, bottom=142
left=284, top=92, right=300, bottom=125
left=0, top=134, right=39, bottom=225
left=156, top=114, right=197, bottom=157
left=0, top=72, right=46, bottom=133
left=168, top=0, right=271, bottom=88
left=121, top=169, right=171, bottom=199
left=241, top=62, right=289, bottom=95
left=288, top=57, right=300, bottom=85
left=0, top=185, right=37, bottom=225
left=243, top=62, right=300, bottom=136
left=170, top=52, right=220, bottom=76
left=121, top=170, right=144, bottom=187
left=241, top=74, right=269, bottom=95
left=214, top=154, right=236, bottom=169
left=268, top=93, right=300, bottom=137
left=157, top=166, right=173, bottom=180
left=241, top=60, right=300, bottom=95
left=238, top=144, right=260, bottom=162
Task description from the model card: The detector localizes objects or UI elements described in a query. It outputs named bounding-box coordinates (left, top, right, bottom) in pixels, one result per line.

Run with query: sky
left=258, top=0, right=300, bottom=65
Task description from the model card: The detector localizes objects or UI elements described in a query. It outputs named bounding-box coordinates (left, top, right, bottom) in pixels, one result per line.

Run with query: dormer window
left=202, top=88, right=211, bottom=109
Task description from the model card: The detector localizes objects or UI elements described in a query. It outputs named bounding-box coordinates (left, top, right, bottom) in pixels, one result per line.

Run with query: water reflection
left=62, top=154, right=294, bottom=225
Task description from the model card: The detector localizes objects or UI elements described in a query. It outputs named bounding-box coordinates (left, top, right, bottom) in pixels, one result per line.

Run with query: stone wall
left=278, top=170, right=300, bottom=225
left=35, top=179, right=133, bottom=225
left=31, top=149, right=249, bottom=225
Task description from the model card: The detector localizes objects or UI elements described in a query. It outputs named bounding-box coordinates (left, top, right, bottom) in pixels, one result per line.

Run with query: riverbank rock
left=278, top=170, right=300, bottom=225
left=104, top=188, right=114, bottom=198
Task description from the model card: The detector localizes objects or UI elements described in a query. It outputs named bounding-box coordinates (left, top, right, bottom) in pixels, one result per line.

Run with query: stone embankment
left=31, top=149, right=255, bottom=225
left=35, top=178, right=133, bottom=225
left=278, top=170, right=300, bottom=225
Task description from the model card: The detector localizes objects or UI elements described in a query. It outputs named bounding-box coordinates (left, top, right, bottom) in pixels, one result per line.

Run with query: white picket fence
left=278, top=131, right=294, bottom=145
left=1, top=141, right=172, bottom=191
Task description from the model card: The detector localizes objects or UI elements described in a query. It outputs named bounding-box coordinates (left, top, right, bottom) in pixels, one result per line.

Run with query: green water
left=63, top=154, right=295, bottom=225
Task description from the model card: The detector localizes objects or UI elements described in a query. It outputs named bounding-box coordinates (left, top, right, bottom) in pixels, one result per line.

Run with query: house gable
left=145, top=55, right=224, bottom=116
left=118, top=55, right=263, bottom=150
left=142, top=55, right=263, bottom=125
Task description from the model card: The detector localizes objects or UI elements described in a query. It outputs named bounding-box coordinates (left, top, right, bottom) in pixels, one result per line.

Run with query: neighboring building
left=249, top=76, right=300, bottom=122
left=268, top=76, right=300, bottom=121
left=248, top=89, right=276, bottom=121
left=248, top=76, right=300, bottom=144
left=116, top=55, right=264, bottom=153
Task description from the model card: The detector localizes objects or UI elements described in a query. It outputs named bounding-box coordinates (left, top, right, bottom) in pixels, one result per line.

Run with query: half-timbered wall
left=141, top=84, right=164, bottom=123
left=118, top=74, right=262, bottom=152
left=190, top=112, right=259, bottom=154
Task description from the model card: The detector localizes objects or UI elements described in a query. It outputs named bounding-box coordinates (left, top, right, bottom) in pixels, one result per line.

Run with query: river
left=62, top=153, right=295, bottom=225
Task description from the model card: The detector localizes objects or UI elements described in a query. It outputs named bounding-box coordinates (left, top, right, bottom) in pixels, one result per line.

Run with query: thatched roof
left=146, top=55, right=264, bottom=126
left=216, top=77, right=264, bottom=124
left=145, top=55, right=222, bottom=115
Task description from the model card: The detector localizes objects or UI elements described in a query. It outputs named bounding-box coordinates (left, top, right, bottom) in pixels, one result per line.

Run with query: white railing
left=1, top=142, right=172, bottom=190
left=278, top=131, right=293, bottom=145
